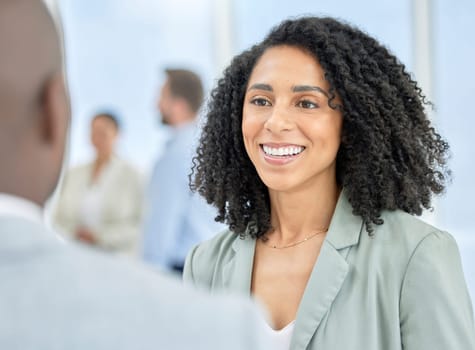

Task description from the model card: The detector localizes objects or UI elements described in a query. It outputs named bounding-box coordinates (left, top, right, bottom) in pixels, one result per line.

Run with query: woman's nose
left=264, top=107, right=293, bottom=133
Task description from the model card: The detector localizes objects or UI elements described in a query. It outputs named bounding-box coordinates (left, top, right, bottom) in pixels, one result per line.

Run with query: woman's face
left=242, top=45, right=343, bottom=193
left=91, top=116, right=118, bottom=159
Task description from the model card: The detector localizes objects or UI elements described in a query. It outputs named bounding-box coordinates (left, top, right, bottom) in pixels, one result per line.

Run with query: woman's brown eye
left=297, top=100, right=318, bottom=109
left=251, top=98, right=271, bottom=107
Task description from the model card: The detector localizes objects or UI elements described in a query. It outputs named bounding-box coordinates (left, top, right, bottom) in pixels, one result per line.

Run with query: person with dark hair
left=54, top=111, right=143, bottom=257
left=142, top=68, right=224, bottom=273
left=184, top=16, right=475, bottom=349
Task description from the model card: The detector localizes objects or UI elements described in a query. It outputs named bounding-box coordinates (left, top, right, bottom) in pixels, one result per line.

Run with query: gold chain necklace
left=260, top=228, right=328, bottom=249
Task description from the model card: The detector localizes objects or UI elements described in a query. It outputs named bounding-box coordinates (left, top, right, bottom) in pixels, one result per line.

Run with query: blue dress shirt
left=142, top=122, right=225, bottom=271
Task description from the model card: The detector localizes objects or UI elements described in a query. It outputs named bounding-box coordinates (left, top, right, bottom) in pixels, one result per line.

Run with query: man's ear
left=174, top=97, right=194, bottom=121
left=40, top=72, right=70, bottom=145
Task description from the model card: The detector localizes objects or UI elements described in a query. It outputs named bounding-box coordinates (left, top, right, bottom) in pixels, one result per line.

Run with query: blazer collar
left=291, top=190, right=363, bottom=348
left=226, top=190, right=363, bottom=348
left=325, top=188, right=363, bottom=250
left=223, top=233, right=255, bottom=296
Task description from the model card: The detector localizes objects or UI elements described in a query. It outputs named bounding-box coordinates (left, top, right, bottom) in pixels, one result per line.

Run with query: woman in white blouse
left=53, top=112, right=143, bottom=257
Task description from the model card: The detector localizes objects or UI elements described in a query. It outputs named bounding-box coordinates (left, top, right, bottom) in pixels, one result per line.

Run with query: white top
left=77, top=160, right=115, bottom=230
left=0, top=193, right=43, bottom=224
left=78, top=182, right=103, bottom=229
left=264, top=320, right=295, bottom=350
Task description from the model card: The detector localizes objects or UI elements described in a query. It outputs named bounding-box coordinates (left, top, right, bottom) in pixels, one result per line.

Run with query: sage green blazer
left=184, top=192, right=475, bottom=350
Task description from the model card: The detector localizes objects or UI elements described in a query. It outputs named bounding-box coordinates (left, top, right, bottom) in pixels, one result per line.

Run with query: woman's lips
left=260, top=143, right=305, bottom=165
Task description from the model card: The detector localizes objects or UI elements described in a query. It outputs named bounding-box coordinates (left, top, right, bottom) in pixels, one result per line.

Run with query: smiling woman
left=242, top=45, right=343, bottom=193
left=184, top=16, right=475, bottom=350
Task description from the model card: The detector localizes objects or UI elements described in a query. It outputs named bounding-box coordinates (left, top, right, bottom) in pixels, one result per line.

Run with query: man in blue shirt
left=142, top=69, right=224, bottom=273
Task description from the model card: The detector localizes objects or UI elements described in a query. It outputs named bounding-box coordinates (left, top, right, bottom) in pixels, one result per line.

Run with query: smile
left=261, top=144, right=305, bottom=157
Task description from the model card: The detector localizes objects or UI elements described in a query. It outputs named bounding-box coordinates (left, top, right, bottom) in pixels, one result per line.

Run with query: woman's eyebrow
left=292, top=85, right=329, bottom=98
left=246, top=83, right=330, bottom=98
left=247, top=83, right=273, bottom=92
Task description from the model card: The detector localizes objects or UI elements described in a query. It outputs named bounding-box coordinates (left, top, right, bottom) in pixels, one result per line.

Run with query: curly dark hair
left=191, top=16, right=450, bottom=238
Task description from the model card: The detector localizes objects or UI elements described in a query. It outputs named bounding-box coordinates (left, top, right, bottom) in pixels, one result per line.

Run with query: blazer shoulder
left=184, top=229, right=239, bottom=288
left=378, top=209, right=449, bottom=245
left=350, top=210, right=463, bottom=300
left=110, top=158, right=143, bottom=185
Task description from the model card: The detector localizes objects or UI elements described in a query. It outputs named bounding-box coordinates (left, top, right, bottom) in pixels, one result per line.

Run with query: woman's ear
left=40, top=72, right=70, bottom=145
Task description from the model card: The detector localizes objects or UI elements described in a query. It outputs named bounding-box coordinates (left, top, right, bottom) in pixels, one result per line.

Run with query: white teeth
left=262, top=145, right=304, bottom=156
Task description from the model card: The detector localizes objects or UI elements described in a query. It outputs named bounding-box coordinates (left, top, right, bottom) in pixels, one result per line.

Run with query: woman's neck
left=268, top=181, right=340, bottom=245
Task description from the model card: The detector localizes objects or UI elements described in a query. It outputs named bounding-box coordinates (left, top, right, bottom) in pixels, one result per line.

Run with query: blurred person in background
left=53, top=112, right=143, bottom=257
left=142, top=68, right=224, bottom=273
left=0, top=1, right=271, bottom=349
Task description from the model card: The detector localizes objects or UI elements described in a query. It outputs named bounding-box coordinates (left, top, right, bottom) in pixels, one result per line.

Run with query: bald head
left=0, top=0, right=61, bottom=123
left=0, top=0, right=70, bottom=205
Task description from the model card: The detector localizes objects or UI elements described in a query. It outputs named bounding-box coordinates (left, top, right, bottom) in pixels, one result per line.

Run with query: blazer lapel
left=290, top=191, right=363, bottom=350
left=221, top=234, right=256, bottom=296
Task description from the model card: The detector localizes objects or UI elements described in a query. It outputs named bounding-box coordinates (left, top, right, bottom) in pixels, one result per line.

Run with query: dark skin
left=0, top=0, right=70, bottom=207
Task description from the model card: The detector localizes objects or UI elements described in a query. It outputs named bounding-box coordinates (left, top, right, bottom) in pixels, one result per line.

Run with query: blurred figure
left=142, top=69, right=224, bottom=273
left=53, top=112, right=142, bottom=257
left=0, top=1, right=271, bottom=349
